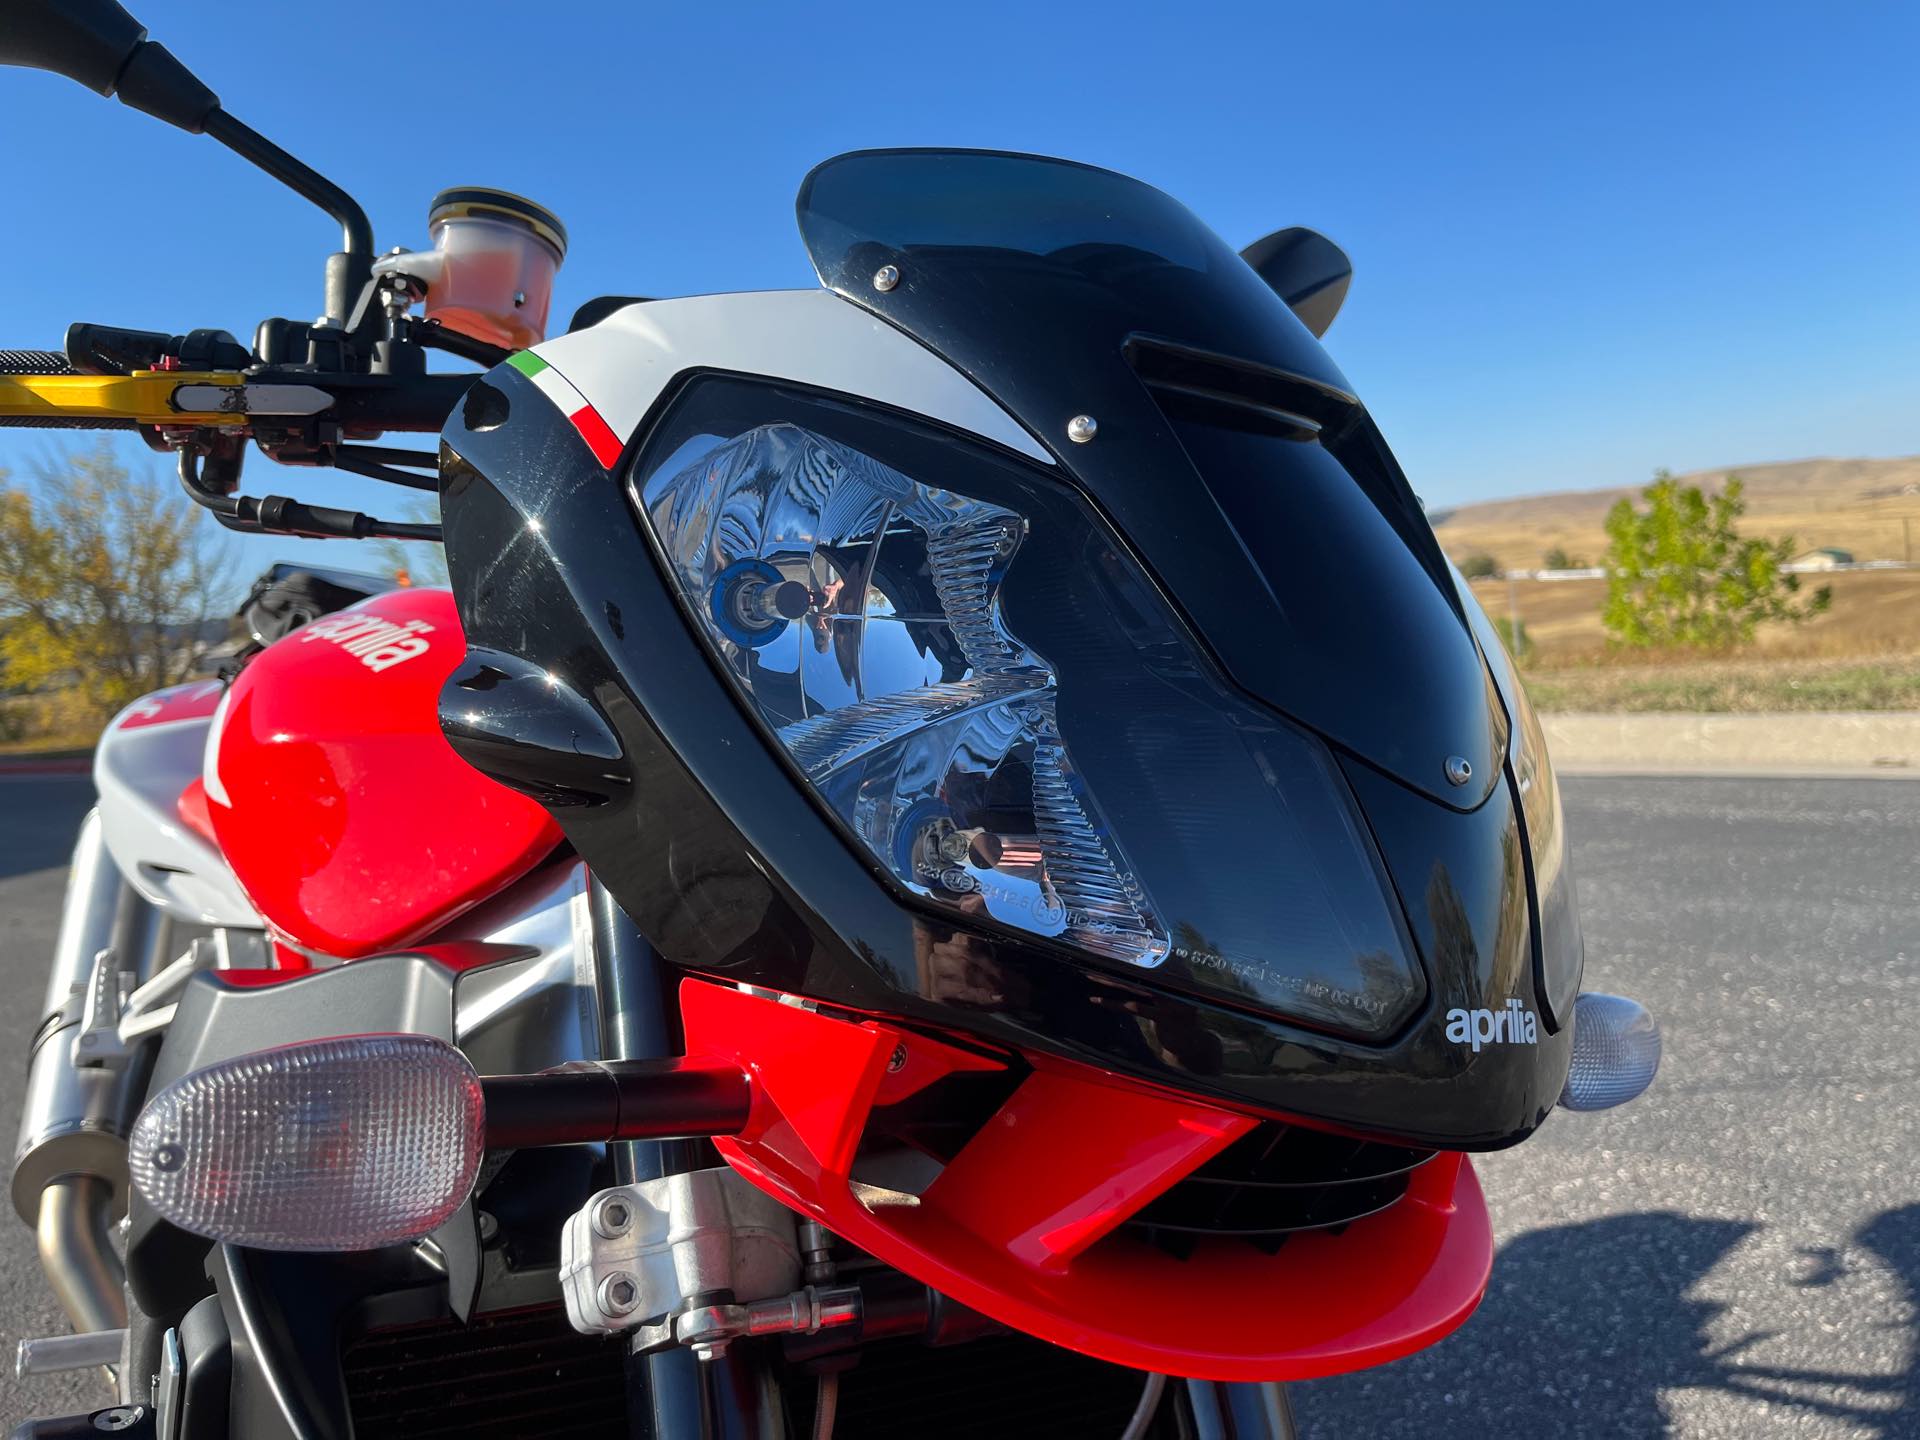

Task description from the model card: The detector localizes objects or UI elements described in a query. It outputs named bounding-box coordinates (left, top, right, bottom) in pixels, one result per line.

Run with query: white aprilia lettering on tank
left=1445, top=999, right=1539, bottom=1052
left=297, top=612, right=435, bottom=672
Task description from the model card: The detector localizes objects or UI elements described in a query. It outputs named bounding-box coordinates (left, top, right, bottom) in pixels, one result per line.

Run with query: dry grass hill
left=1429, top=456, right=1920, bottom=575
left=1431, top=458, right=1920, bottom=690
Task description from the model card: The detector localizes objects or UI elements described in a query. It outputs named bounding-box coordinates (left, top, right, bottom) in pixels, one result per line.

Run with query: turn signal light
left=128, top=1034, right=485, bottom=1251
left=1558, top=993, right=1661, bottom=1112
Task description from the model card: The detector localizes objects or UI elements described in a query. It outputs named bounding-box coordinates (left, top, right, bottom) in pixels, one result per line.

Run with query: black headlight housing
left=627, top=377, right=1427, bottom=1043
left=439, top=358, right=1573, bottom=1150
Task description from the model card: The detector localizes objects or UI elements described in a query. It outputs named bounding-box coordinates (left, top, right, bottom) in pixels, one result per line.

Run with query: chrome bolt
left=512, top=290, right=527, bottom=307
left=598, top=1272, right=641, bottom=1317
left=92, top=1411, right=145, bottom=1433
left=691, top=1339, right=727, bottom=1362
left=1445, top=756, right=1473, bottom=787
left=593, top=1194, right=634, bottom=1237
left=1066, top=414, right=1098, bottom=444
left=151, top=1143, right=184, bottom=1173
left=872, top=264, right=900, bottom=292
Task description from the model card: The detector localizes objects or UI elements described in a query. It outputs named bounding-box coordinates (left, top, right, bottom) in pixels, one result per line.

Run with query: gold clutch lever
left=0, top=370, right=333, bottom=428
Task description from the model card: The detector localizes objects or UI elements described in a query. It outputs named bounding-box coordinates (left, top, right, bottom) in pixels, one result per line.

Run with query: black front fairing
left=437, top=150, right=1577, bottom=1149
left=797, top=150, right=1503, bottom=807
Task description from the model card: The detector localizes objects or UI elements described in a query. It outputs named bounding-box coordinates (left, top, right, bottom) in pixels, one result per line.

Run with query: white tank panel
left=94, top=686, right=261, bottom=927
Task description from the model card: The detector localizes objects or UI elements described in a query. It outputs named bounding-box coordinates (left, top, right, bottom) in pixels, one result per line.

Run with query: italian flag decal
left=506, top=350, right=625, bottom=469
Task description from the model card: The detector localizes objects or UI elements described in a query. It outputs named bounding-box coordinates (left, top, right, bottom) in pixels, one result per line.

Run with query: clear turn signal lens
left=1558, top=993, right=1661, bottom=1111
left=128, top=1034, right=485, bottom=1251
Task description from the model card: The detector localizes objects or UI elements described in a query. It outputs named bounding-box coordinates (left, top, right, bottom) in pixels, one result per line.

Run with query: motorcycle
left=0, top=3, right=1661, bottom=1436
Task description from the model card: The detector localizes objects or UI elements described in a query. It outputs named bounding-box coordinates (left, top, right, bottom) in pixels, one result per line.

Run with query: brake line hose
left=1119, top=1372, right=1167, bottom=1440
left=813, top=1372, right=839, bottom=1440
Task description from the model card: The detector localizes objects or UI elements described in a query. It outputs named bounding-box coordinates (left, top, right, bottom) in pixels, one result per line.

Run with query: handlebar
left=0, top=354, right=471, bottom=432
left=0, top=346, right=474, bottom=542
left=0, top=350, right=141, bottom=428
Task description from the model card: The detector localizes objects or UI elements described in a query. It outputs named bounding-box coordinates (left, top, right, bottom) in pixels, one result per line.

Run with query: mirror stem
left=203, top=108, right=373, bottom=324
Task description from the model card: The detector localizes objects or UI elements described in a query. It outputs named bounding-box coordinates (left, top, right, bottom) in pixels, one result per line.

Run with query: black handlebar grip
left=0, top=349, right=135, bottom=428
left=0, top=350, right=76, bottom=374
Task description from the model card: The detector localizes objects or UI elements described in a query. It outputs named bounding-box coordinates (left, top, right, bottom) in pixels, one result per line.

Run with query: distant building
left=1787, top=547, right=1854, bottom=571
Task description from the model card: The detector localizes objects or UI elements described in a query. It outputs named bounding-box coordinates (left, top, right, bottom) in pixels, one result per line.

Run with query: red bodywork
left=680, top=979, right=1492, bottom=1382
left=116, top=678, right=225, bottom=731
left=204, top=587, right=561, bottom=958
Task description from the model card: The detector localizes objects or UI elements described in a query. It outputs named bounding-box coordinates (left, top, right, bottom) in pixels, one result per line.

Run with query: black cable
left=336, top=444, right=439, bottom=470
left=331, top=450, right=438, bottom=490
left=410, top=319, right=513, bottom=369
left=178, top=448, right=443, bottom=543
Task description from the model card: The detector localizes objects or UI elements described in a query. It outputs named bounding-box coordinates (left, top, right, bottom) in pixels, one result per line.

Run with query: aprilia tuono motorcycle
left=0, top=4, right=1661, bottom=1437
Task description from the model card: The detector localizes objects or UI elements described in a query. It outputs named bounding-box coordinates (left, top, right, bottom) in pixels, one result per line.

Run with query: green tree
left=1458, top=551, right=1499, bottom=580
left=1601, top=470, right=1830, bottom=649
left=1543, top=546, right=1586, bottom=570
left=0, top=442, right=230, bottom=718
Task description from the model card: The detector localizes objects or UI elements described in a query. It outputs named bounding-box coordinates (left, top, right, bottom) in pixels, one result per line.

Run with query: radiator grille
left=1127, top=1121, right=1435, bottom=1258
left=342, top=1306, right=628, bottom=1440
left=829, top=1332, right=1155, bottom=1438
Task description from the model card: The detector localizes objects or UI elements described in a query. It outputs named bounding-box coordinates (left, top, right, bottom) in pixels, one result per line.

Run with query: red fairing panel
left=116, top=678, right=225, bottom=731
left=205, top=587, right=562, bottom=958
left=681, top=980, right=1492, bottom=1381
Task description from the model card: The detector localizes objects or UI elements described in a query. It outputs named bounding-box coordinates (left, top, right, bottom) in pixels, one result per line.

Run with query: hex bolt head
left=598, top=1272, right=641, bottom=1317
left=594, top=1195, right=633, bottom=1237
left=872, top=264, right=900, bottom=292
left=1066, top=414, right=1098, bottom=444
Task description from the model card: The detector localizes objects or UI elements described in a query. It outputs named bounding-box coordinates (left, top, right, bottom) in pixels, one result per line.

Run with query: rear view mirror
left=0, top=0, right=218, bottom=132
left=1240, top=227, right=1353, bottom=338
left=0, top=0, right=145, bottom=94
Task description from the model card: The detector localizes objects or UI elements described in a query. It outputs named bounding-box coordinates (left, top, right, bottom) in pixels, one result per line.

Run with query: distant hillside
left=1431, top=457, right=1920, bottom=573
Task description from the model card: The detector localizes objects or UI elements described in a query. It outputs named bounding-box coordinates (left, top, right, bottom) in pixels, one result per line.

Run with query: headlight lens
left=631, top=379, right=1427, bottom=1039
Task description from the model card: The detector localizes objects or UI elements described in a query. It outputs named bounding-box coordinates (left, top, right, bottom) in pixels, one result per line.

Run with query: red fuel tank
left=206, top=587, right=562, bottom=958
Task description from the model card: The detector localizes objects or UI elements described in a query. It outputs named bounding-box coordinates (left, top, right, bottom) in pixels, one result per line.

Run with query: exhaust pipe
left=10, top=809, right=159, bottom=1333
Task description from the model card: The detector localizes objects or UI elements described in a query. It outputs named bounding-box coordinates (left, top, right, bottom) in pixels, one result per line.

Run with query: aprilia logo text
left=1445, top=999, right=1539, bottom=1052
left=298, top=612, right=435, bottom=672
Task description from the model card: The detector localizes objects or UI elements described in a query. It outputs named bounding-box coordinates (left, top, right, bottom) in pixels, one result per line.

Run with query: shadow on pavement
left=1300, top=1208, right=1920, bottom=1437
left=1855, top=1206, right=1920, bottom=1429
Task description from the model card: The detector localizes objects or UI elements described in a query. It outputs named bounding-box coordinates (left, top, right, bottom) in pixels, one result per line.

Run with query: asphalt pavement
left=0, top=772, right=1916, bottom=1436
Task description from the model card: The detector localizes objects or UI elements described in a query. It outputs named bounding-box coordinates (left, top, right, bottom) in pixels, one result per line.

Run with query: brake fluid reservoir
left=409, top=187, right=568, bottom=349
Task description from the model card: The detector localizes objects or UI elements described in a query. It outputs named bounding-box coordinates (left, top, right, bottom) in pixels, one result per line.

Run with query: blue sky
left=1, top=1, right=1915, bottom=588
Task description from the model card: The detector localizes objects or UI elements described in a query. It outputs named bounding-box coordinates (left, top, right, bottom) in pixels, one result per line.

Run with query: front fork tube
left=587, top=875, right=786, bottom=1440
left=1185, top=1379, right=1298, bottom=1439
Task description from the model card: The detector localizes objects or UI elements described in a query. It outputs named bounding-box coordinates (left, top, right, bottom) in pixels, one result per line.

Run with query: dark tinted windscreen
left=797, top=150, right=1502, bottom=806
